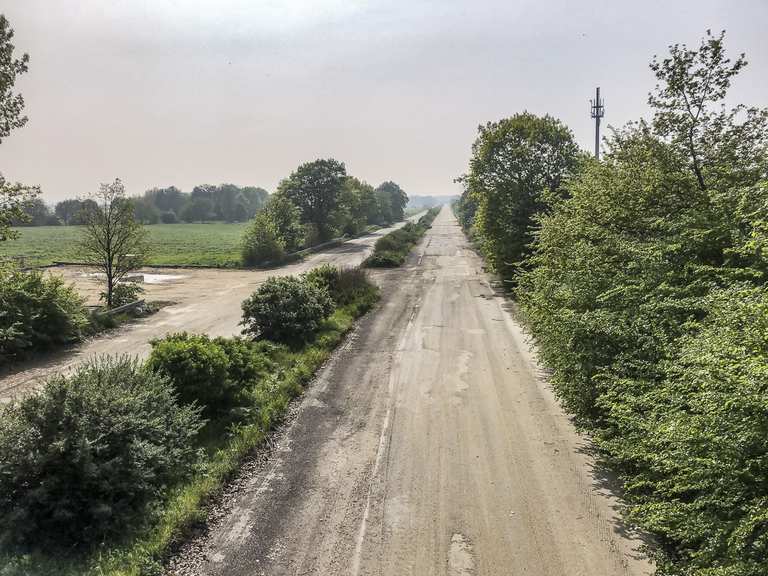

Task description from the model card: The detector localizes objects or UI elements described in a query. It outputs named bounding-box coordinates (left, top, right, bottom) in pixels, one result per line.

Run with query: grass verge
left=363, top=207, right=440, bottom=268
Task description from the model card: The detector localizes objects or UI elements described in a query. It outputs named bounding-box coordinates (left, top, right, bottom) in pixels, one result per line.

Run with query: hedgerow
left=363, top=207, right=440, bottom=268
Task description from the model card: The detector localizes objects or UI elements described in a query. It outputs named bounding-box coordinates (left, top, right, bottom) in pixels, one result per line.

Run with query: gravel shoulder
left=169, top=207, right=654, bottom=576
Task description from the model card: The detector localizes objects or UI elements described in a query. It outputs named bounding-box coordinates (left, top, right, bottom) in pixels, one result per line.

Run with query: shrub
left=241, top=211, right=287, bottom=266
left=147, top=333, right=236, bottom=414
left=0, top=357, right=203, bottom=549
left=0, top=265, right=88, bottom=365
left=240, top=276, right=334, bottom=344
left=212, top=336, right=275, bottom=385
left=363, top=213, right=438, bottom=269
left=303, top=265, right=377, bottom=307
left=100, top=281, right=144, bottom=308
left=363, top=251, right=405, bottom=268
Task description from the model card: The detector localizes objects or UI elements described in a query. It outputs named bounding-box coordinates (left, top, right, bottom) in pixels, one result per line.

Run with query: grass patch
left=0, top=223, right=249, bottom=268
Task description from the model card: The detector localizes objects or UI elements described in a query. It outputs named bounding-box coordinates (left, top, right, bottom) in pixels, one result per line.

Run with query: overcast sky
left=1, top=0, right=766, bottom=202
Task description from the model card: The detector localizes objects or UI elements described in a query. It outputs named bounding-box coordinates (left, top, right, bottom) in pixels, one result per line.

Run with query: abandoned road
left=175, top=207, right=653, bottom=576
left=0, top=217, right=420, bottom=401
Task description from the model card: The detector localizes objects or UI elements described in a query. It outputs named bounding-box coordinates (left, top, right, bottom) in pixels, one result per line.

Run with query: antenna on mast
left=590, top=87, right=605, bottom=160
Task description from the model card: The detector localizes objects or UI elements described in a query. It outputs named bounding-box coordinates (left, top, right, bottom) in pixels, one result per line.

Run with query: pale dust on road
left=178, top=207, right=653, bottom=576
left=0, top=219, right=417, bottom=401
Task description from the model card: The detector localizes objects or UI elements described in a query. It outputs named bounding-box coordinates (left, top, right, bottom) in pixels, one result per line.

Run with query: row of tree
left=11, top=183, right=270, bottom=227
left=456, top=31, right=768, bottom=576
left=242, top=159, right=408, bottom=265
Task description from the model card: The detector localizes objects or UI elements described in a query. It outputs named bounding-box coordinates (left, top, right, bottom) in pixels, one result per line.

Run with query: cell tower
left=590, top=87, right=605, bottom=160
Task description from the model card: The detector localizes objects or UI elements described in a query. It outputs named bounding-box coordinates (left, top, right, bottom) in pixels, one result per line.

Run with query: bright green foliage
left=0, top=14, right=28, bottom=144
left=240, top=275, right=334, bottom=344
left=277, top=158, right=347, bottom=241
left=374, top=181, right=409, bottom=224
left=147, top=333, right=240, bottom=415
left=303, top=264, right=379, bottom=311
left=0, top=357, right=203, bottom=549
left=364, top=208, right=440, bottom=268
left=462, top=112, right=580, bottom=281
left=514, top=31, right=768, bottom=576
left=241, top=210, right=286, bottom=266
left=0, top=264, right=88, bottom=365
left=599, top=286, right=768, bottom=576
left=100, top=281, right=144, bottom=308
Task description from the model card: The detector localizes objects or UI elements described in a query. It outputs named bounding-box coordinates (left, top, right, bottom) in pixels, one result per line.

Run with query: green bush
left=240, top=276, right=334, bottom=344
left=212, top=336, right=275, bottom=385
left=0, top=265, right=88, bottom=365
left=0, top=357, right=203, bottom=550
left=363, top=214, right=437, bottom=269
left=100, top=281, right=144, bottom=308
left=598, top=286, right=768, bottom=576
left=147, top=333, right=239, bottom=414
left=303, top=264, right=377, bottom=307
left=241, top=211, right=286, bottom=266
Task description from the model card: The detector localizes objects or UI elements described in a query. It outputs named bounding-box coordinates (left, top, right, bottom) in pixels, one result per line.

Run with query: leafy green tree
left=55, top=198, right=84, bottom=225
left=263, top=193, right=304, bottom=251
left=180, top=196, right=214, bottom=222
left=277, top=158, right=346, bottom=241
left=649, top=30, right=768, bottom=192
left=132, top=196, right=160, bottom=224
left=144, top=186, right=188, bottom=215
left=0, top=15, right=37, bottom=241
left=465, top=112, right=580, bottom=281
left=0, top=15, right=28, bottom=144
left=80, top=179, right=149, bottom=308
left=375, top=181, right=408, bottom=222
left=241, top=211, right=286, bottom=266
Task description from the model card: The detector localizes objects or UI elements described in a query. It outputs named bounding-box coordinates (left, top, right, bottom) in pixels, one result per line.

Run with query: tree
left=262, top=194, right=304, bottom=251
left=180, top=196, right=214, bottom=222
left=15, top=197, right=55, bottom=226
left=649, top=30, right=768, bottom=192
left=55, top=199, right=83, bottom=225
left=277, top=159, right=346, bottom=241
left=0, top=15, right=37, bottom=241
left=465, top=112, right=580, bottom=280
left=0, top=15, right=28, bottom=144
left=375, top=181, right=408, bottom=222
left=133, top=196, right=160, bottom=224
left=144, top=186, right=188, bottom=215
left=80, top=179, right=148, bottom=308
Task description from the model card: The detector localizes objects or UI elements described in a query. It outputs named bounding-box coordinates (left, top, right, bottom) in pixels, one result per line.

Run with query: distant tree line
left=10, top=183, right=270, bottom=226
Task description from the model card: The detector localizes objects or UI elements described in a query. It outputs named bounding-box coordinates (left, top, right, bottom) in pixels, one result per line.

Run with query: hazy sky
left=1, top=0, right=766, bottom=202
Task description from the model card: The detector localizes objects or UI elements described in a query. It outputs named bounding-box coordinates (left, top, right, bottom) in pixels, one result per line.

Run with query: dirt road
left=177, top=207, right=653, bottom=576
left=0, top=219, right=417, bottom=401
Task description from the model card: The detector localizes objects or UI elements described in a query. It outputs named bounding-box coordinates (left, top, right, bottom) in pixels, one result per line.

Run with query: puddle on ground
left=79, top=272, right=186, bottom=284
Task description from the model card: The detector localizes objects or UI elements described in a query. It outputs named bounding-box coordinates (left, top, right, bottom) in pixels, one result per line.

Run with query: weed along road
left=0, top=218, right=421, bottom=402
left=175, top=207, right=653, bottom=576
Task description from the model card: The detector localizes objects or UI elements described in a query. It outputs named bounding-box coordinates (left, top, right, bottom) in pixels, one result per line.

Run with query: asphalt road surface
left=0, top=217, right=420, bottom=401
left=180, top=207, right=653, bottom=576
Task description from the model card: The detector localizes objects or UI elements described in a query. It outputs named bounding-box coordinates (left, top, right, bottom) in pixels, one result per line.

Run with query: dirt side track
left=171, top=208, right=653, bottom=576
left=0, top=218, right=418, bottom=401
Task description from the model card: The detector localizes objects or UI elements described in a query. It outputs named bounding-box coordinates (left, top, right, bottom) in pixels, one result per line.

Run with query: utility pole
left=590, top=87, right=604, bottom=160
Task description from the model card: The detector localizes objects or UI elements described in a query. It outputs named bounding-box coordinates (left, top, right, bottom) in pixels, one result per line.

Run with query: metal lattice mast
left=590, top=87, right=604, bottom=160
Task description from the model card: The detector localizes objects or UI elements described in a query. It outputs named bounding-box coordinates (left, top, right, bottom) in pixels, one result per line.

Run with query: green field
left=0, top=223, right=249, bottom=267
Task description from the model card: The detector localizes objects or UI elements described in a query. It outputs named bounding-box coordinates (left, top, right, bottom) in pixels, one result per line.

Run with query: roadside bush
left=303, top=264, right=377, bottom=307
left=212, top=336, right=276, bottom=385
left=241, top=212, right=286, bottom=266
left=100, top=281, right=144, bottom=308
left=240, top=276, right=334, bottom=344
left=0, top=265, right=88, bottom=365
left=147, top=333, right=237, bottom=414
left=363, top=210, right=439, bottom=268
left=598, top=286, right=768, bottom=576
left=0, top=357, right=203, bottom=549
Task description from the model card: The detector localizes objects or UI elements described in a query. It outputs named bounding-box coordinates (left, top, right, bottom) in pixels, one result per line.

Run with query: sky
left=0, top=0, right=766, bottom=202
